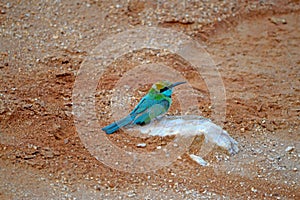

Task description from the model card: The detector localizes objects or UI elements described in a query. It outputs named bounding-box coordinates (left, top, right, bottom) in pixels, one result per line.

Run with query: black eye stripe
left=160, top=87, right=169, bottom=93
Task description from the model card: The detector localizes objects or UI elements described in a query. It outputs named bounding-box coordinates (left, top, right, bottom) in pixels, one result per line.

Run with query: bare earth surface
left=0, top=1, right=299, bottom=199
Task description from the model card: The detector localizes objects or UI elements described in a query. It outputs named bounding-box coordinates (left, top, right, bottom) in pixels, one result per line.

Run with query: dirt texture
left=0, top=0, right=299, bottom=199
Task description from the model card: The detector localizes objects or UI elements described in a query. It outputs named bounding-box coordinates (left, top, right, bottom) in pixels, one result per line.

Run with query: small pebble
left=189, top=154, right=208, bottom=166
left=269, top=17, right=287, bottom=25
left=136, top=143, right=146, bottom=148
left=293, top=168, right=297, bottom=172
left=285, top=146, right=295, bottom=153
left=251, top=187, right=257, bottom=193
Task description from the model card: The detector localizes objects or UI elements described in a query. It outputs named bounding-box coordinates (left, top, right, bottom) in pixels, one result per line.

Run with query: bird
left=102, top=80, right=186, bottom=134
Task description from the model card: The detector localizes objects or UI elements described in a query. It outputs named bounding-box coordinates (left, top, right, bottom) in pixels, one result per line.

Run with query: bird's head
left=151, top=80, right=186, bottom=97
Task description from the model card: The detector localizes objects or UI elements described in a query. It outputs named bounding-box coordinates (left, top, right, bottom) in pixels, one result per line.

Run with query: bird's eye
left=160, top=87, right=169, bottom=93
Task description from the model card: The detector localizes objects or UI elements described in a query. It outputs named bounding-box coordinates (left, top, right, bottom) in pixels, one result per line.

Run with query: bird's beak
left=170, top=81, right=186, bottom=88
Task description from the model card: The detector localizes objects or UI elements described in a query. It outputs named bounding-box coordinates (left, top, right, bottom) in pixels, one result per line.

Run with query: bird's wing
left=130, top=95, right=169, bottom=116
left=133, top=100, right=170, bottom=125
left=130, top=97, right=157, bottom=115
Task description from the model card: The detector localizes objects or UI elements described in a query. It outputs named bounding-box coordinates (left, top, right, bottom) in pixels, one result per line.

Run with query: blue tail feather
left=102, top=115, right=133, bottom=134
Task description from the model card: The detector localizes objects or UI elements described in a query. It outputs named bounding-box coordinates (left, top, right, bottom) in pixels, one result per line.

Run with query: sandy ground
left=0, top=0, right=299, bottom=199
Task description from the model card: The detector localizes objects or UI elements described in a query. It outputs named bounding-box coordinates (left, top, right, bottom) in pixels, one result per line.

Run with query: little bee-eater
left=102, top=80, right=186, bottom=134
